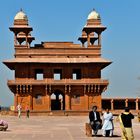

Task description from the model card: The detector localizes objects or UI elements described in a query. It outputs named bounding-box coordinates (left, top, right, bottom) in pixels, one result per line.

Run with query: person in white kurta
left=102, top=109, right=114, bottom=136
left=17, top=104, right=22, bottom=118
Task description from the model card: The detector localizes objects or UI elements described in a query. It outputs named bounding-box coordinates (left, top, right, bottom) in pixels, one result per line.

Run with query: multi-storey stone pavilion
left=3, top=9, right=111, bottom=114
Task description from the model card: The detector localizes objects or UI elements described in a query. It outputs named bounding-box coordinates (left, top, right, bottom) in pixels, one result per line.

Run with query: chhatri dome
left=87, top=9, right=100, bottom=20
left=14, top=9, right=28, bottom=20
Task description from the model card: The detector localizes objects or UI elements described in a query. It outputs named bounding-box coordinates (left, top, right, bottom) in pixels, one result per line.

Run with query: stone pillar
left=111, top=99, right=114, bottom=110
left=136, top=98, right=139, bottom=110
left=125, top=98, right=128, bottom=107
left=65, top=93, right=70, bottom=110
left=69, top=94, right=71, bottom=110
left=85, top=93, right=89, bottom=110
left=14, top=34, right=17, bottom=45
left=45, top=85, right=51, bottom=111
left=14, top=94, right=18, bottom=110
left=46, top=92, right=51, bottom=111
left=48, top=94, right=51, bottom=110
left=25, top=33, right=28, bottom=47
left=98, top=33, right=101, bottom=45
left=87, top=33, right=90, bottom=47
left=29, top=94, right=33, bottom=110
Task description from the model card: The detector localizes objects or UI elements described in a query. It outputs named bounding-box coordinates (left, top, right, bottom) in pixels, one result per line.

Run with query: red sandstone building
left=3, top=9, right=112, bottom=114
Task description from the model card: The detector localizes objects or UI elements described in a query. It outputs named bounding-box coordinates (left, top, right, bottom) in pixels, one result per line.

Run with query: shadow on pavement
left=92, top=134, right=121, bottom=137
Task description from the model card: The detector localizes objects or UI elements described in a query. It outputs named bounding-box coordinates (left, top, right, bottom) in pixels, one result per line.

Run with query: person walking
left=102, top=108, right=114, bottom=137
left=89, top=106, right=102, bottom=136
left=26, top=105, right=30, bottom=118
left=17, top=104, right=22, bottom=118
left=119, top=107, right=134, bottom=140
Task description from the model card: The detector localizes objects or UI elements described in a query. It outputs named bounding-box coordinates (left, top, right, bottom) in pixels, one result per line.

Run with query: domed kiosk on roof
left=14, top=9, right=28, bottom=25
left=87, top=9, right=100, bottom=20
left=9, top=9, right=34, bottom=47
left=85, top=9, right=102, bottom=26
left=14, top=9, right=28, bottom=20
left=78, top=9, right=106, bottom=47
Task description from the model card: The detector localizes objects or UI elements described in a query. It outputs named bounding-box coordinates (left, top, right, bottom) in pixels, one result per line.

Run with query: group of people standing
left=89, top=106, right=134, bottom=140
left=16, top=104, right=30, bottom=118
left=0, top=104, right=30, bottom=131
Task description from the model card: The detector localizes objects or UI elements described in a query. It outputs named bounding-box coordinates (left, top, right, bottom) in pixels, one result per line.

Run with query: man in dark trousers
left=89, top=106, right=102, bottom=136
left=119, top=107, right=134, bottom=140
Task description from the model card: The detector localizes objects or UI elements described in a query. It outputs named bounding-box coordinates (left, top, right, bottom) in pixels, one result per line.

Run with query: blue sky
left=0, top=0, right=140, bottom=106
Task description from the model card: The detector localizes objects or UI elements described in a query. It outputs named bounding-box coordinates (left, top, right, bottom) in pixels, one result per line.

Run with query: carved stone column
left=14, top=34, right=17, bottom=45
left=98, top=33, right=101, bottom=45
left=45, top=93, right=51, bottom=111
left=46, top=85, right=51, bottom=111
left=29, top=94, right=33, bottom=110
left=65, top=93, right=70, bottom=110
left=84, top=85, right=89, bottom=110
left=125, top=98, right=128, bottom=107
left=14, top=94, right=18, bottom=110
left=25, top=32, right=28, bottom=47
left=136, top=98, right=139, bottom=110
left=87, top=32, right=90, bottom=47
left=48, top=94, right=51, bottom=110
left=85, top=93, right=89, bottom=110
left=111, top=99, right=114, bottom=110
left=65, top=85, right=71, bottom=110
left=15, top=85, right=19, bottom=109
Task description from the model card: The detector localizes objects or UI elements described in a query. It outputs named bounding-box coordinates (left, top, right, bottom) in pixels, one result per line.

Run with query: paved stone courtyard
left=0, top=115, right=140, bottom=140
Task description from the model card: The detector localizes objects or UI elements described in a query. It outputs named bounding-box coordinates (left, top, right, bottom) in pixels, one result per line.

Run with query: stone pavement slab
left=0, top=115, right=140, bottom=140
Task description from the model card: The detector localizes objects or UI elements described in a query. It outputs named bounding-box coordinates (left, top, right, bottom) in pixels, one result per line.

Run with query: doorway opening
left=51, top=90, right=65, bottom=110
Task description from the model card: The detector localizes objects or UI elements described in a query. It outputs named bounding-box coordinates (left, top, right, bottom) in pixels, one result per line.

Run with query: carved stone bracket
left=16, top=84, right=32, bottom=94
left=97, top=85, right=100, bottom=92
left=94, top=84, right=97, bottom=93
left=20, top=85, right=22, bottom=93
left=49, top=85, right=51, bottom=93
left=16, top=85, right=18, bottom=93
left=65, top=85, right=67, bottom=93
left=69, top=85, right=71, bottom=93
left=91, top=85, right=93, bottom=93
left=84, top=85, right=86, bottom=94
left=103, top=86, right=107, bottom=92
left=88, top=85, right=90, bottom=92
left=23, top=85, right=25, bottom=93
left=26, top=85, right=28, bottom=92
left=30, top=85, right=32, bottom=92
left=45, top=84, right=48, bottom=92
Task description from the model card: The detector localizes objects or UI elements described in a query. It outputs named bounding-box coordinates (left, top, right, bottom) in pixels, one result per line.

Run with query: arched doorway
left=51, top=90, right=65, bottom=110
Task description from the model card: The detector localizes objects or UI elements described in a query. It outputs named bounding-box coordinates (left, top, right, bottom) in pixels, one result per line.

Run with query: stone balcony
left=7, top=78, right=109, bottom=86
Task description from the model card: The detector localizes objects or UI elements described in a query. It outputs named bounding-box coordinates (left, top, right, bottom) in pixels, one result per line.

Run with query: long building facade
left=102, top=98, right=140, bottom=112
left=3, top=9, right=111, bottom=114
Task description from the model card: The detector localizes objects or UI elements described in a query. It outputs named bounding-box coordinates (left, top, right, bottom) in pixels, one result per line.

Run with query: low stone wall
left=0, top=111, right=15, bottom=116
